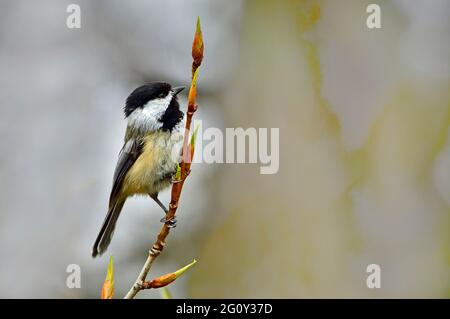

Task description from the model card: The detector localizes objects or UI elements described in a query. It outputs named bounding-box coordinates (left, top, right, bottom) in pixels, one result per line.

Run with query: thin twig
left=124, top=17, right=203, bottom=299
left=124, top=250, right=158, bottom=298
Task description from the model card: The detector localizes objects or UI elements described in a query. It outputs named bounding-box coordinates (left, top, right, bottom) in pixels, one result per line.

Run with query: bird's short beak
left=173, top=86, right=185, bottom=96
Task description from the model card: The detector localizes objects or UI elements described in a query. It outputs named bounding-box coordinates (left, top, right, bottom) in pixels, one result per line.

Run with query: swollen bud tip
left=101, top=255, right=114, bottom=299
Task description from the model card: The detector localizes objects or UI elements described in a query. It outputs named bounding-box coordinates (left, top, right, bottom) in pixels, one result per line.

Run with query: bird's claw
left=160, top=216, right=177, bottom=228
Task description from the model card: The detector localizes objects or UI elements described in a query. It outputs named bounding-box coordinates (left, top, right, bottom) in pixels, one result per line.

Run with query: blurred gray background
left=0, top=0, right=449, bottom=298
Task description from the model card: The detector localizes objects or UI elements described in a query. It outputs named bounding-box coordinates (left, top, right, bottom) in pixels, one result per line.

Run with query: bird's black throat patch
left=159, top=97, right=184, bottom=132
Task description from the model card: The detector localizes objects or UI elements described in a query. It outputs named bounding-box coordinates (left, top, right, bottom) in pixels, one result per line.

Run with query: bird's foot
left=160, top=216, right=177, bottom=228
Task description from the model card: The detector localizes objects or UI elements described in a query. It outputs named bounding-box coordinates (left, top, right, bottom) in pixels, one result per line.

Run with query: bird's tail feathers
left=91, top=200, right=126, bottom=258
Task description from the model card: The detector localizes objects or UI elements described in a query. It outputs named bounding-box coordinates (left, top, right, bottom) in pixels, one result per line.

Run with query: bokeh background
left=0, top=0, right=449, bottom=298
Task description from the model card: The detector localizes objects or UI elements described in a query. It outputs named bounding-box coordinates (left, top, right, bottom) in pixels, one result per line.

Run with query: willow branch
left=124, top=17, right=203, bottom=299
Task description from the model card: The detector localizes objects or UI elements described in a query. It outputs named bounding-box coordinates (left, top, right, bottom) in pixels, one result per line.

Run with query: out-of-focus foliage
left=189, top=0, right=450, bottom=298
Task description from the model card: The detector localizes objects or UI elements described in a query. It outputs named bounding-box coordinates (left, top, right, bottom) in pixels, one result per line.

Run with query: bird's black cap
left=124, top=82, right=172, bottom=117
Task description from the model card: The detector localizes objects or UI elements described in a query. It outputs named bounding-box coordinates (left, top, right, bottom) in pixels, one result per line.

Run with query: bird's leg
left=149, top=193, right=177, bottom=228
left=149, top=192, right=168, bottom=213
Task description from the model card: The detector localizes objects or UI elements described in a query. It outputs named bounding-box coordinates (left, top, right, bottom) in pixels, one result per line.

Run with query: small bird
left=92, top=82, right=185, bottom=258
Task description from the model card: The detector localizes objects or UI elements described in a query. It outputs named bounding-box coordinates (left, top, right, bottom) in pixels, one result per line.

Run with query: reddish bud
left=192, top=17, right=204, bottom=70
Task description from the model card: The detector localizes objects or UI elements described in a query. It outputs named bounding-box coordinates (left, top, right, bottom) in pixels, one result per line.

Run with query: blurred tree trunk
left=189, top=0, right=450, bottom=298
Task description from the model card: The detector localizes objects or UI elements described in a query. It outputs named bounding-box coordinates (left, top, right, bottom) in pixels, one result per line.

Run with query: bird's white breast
left=122, top=121, right=184, bottom=196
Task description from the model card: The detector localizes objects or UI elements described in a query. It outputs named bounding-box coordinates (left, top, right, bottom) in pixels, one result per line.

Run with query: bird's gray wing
left=92, top=137, right=144, bottom=257
left=109, top=137, right=144, bottom=207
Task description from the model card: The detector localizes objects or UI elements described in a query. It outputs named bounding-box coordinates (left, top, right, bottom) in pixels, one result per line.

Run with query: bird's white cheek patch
left=127, top=93, right=173, bottom=132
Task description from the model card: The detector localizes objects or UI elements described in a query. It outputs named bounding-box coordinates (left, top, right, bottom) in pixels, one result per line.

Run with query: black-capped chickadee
left=92, top=82, right=185, bottom=258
